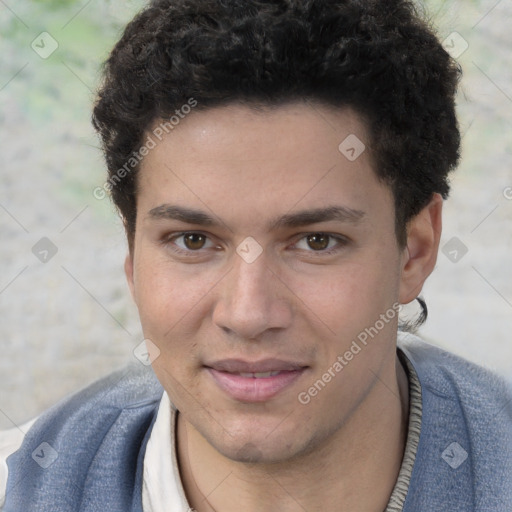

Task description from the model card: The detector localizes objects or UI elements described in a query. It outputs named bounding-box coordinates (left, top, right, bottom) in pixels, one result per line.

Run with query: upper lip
left=205, top=358, right=308, bottom=373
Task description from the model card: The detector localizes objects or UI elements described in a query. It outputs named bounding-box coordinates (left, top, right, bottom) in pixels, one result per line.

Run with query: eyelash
left=162, top=232, right=218, bottom=257
left=162, top=231, right=349, bottom=257
left=292, top=233, right=349, bottom=255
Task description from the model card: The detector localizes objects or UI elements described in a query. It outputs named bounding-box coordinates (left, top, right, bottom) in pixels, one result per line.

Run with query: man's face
left=127, top=103, right=408, bottom=463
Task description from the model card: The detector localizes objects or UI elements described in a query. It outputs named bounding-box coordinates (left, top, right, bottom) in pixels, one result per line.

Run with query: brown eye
left=183, top=233, right=207, bottom=250
left=306, top=233, right=330, bottom=251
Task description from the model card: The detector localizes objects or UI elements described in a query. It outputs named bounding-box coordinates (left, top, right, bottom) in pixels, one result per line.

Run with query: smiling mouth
left=205, top=363, right=308, bottom=402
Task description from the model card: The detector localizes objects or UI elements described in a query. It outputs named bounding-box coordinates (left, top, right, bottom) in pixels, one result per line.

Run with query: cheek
left=292, top=256, right=399, bottom=335
left=132, top=251, right=213, bottom=339
left=132, top=253, right=213, bottom=403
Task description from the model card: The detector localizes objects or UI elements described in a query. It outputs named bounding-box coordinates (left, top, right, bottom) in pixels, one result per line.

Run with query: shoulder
left=398, top=331, right=512, bottom=413
left=398, top=332, right=512, bottom=511
left=17, top=362, right=164, bottom=445
left=3, top=363, right=163, bottom=511
left=16, top=361, right=163, bottom=449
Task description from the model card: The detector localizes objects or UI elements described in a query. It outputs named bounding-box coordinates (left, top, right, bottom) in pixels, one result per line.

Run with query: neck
left=177, top=354, right=409, bottom=512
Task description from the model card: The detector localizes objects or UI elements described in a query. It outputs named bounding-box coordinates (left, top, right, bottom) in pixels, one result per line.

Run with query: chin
left=205, top=425, right=312, bottom=466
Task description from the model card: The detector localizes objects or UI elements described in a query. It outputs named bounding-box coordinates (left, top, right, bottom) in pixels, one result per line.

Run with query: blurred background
left=0, top=0, right=511, bottom=430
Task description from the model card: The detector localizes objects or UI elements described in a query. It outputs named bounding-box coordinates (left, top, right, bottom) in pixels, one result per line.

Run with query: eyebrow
left=148, top=204, right=366, bottom=230
left=148, top=205, right=216, bottom=226
left=268, top=206, right=366, bottom=229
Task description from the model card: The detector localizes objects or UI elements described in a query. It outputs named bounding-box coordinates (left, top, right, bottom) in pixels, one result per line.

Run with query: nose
left=212, top=251, right=293, bottom=340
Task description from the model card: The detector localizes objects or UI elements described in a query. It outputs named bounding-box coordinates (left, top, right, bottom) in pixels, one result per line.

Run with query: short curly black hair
left=92, top=0, right=461, bottom=252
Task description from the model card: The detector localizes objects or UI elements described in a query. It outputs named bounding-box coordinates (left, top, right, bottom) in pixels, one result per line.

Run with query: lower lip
left=206, top=368, right=305, bottom=402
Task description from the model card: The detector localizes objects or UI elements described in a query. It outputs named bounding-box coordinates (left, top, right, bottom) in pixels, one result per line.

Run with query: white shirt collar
left=142, top=391, right=190, bottom=512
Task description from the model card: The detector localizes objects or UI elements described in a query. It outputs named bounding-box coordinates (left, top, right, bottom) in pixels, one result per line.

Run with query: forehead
left=136, top=103, right=393, bottom=229
left=144, top=102, right=368, bottom=167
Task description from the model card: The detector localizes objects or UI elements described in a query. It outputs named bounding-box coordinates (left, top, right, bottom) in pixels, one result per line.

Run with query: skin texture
left=125, top=103, right=442, bottom=512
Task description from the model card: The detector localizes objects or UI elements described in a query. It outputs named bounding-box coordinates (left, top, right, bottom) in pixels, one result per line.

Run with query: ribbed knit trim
left=384, top=349, right=423, bottom=512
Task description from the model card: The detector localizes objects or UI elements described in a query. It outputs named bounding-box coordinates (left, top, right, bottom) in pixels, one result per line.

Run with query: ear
left=399, top=193, right=443, bottom=304
left=124, top=253, right=136, bottom=301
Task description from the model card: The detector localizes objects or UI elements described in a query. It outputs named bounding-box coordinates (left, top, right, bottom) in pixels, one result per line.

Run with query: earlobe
left=399, top=193, right=443, bottom=305
left=124, top=254, right=136, bottom=301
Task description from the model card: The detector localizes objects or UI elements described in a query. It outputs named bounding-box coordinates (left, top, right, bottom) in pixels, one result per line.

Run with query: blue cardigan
left=4, top=335, right=512, bottom=511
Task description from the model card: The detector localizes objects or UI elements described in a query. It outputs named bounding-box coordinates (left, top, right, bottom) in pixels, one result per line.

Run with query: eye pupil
left=307, top=233, right=330, bottom=251
left=184, top=233, right=206, bottom=250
